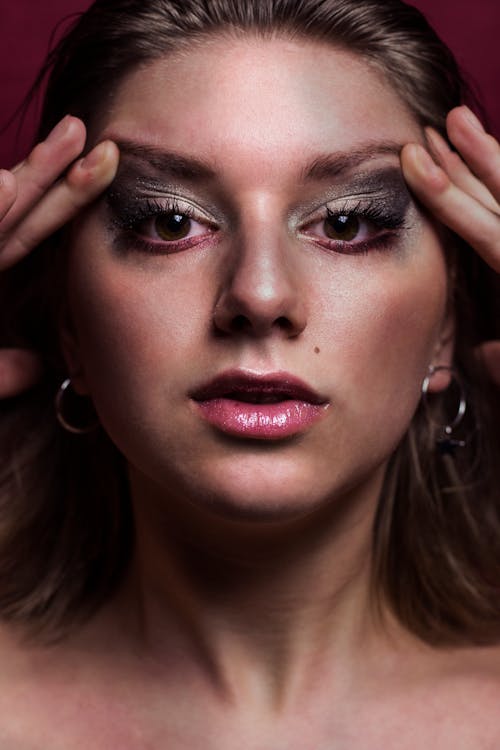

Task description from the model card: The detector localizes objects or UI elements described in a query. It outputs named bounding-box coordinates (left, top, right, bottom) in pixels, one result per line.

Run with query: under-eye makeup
left=104, top=162, right=222, bottom=256
left=106, top=188, right=219, bottom=256
left=103, top=156, right=414, bottom=258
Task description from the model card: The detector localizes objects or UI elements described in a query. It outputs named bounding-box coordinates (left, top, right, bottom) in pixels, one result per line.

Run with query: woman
left=0, top=0, right=499, bottom=745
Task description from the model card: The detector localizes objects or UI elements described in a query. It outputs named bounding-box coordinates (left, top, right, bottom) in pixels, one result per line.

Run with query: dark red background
left=1, top=0, right=499, bottom=167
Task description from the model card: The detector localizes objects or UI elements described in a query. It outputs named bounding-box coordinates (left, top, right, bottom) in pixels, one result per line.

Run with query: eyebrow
left=113, top=139, right=216, bottom=180
left=303, top=142, right=402, bottom=181
left=111, top=139, right=403, bottom=183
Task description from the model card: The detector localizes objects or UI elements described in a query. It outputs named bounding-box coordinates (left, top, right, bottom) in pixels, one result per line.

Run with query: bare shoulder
left=389, top=641, right=500, bottom=746
left=1, top=620, right=500, bottom=749
left=423, top=647, right=500, bottom=749
left=437, top=643, right=500, bottom=716
left=348, top=634, right=500, bottom=748
left=0, top=622, right=115, bottom=749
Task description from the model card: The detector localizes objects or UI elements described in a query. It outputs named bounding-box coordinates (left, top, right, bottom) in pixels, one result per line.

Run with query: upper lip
left=190, top=370, right=327, bottom=404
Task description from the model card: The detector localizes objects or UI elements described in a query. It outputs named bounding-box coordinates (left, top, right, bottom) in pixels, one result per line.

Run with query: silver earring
left=421, top=365, right=467, bottom=455
left=55, top=378, right=99, bottom=434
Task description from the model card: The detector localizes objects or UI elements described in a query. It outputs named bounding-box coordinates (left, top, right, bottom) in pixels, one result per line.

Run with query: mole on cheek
left=314, top=347, right=320, bottom=354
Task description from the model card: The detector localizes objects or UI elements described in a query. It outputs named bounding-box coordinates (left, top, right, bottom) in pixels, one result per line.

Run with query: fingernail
left=45, top=115, right=72, bottom=144
left=80, top=141, right=110, bottom=171
left=425, top=127, right=449, bottom=155
left=412, top=144, right=441, bottom=178
left=462, top=106, right=485, bottom=132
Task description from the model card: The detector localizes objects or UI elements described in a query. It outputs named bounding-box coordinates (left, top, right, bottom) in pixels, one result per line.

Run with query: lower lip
left=194, top=398, right=328, bottom=439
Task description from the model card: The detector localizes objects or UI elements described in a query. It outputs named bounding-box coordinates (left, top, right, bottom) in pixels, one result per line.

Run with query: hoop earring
left=55, top=378, right=99, bottom=434
left=421, top=365, right=467, bottom=455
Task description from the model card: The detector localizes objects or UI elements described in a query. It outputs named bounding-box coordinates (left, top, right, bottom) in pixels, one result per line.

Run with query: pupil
left=324, top=214, right=359, bottom=241
left=156, top=213, right=190, bottom=240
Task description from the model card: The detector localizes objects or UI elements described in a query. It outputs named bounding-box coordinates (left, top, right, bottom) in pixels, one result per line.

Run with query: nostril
left=276, top=316, right=293, bottom=330
left=232, top=314, right=251, bottom=332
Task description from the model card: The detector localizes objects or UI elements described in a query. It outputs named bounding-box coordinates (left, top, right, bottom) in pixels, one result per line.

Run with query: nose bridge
left=236, top=213, right=288, bottom=303
left=213, top=201, right=307, bottom=337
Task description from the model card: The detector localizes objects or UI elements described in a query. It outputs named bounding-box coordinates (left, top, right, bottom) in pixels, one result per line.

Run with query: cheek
left=314, top=241, right=448, bottom=453
left=65, top=245, right=212, bottom=421
left=66, top=219, right=448, bottom=468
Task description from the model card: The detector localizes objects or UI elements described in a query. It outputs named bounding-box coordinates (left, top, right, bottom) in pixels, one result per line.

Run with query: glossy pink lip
left=190, top=371, right=329, bottom=440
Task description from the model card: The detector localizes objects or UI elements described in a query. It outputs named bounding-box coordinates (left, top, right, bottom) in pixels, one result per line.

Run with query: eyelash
left=300, top=200, right=407, bottom=255
left=110, top=197, right=218, bottom=255
left=109, top=196, right=406, bottom=256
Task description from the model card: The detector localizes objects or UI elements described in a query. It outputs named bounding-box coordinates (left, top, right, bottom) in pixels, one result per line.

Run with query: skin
left=66, top=40, right=452, bottom=520
left=0, top=36, right=499, bottom=750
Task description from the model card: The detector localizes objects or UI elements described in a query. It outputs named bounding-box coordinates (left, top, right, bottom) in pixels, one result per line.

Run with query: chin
left=164, top=453, right=353, bottom=524
left=126, top=428, right=388, bottom=527
left=190, top=485, right=323, bottom=523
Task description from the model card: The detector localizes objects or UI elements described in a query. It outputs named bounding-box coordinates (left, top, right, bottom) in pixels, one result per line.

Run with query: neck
left=120, top=464, right=389, bottom=710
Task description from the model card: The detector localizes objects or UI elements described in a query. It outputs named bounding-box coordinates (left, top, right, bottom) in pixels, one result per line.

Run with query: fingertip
left=0, top=349, right=43, bottom=398
left=77, top=140, right=119, bottom=176
left=65, top=115, right=88, bottom=145
left=447, top=105, right=486, bottom=137
left=477, top=341, right=500, bottom=388
left=445, top=105, right=465, bottom=124
left=67, top=140, right=119, bottom=193
left=400, top=141, right=419, bottom=161
left=45, top=114, right=87, bottom=149
left=446, top=104, right=489, bottom=147
left=92, top=140, right=120, bottom=185
left=98, top=140, right=120, bottom=171
left=400, top=142, right=428, bottom=175
left=424, top=127, right=449, bottom=154
left=401, top=143, right=448, bottom=190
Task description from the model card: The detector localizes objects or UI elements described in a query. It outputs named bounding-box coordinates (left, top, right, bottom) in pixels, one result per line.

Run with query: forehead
left=100, top=36, right=421, bottom=175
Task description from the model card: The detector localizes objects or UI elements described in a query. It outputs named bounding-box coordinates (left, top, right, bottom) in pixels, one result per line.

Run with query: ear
left=59, top=309, right=90, bottom=396
left=426, top=306, right=455, bottom=393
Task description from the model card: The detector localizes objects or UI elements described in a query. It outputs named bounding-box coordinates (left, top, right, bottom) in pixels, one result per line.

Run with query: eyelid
left=132, top=196, right=220, bottom=248
left=297, top=194, right=380, bottom=228
left=106, top=177, right=223, bottom=219
left=297, top=193, right=409, bottom=256
left=143, top=193, right=219, bottom=225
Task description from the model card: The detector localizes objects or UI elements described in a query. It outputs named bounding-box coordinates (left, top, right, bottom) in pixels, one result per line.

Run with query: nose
left=212, top=223, right=307, bottom=338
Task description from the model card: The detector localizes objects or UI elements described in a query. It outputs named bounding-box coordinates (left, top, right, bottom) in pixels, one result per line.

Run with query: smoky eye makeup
left=102, top=159, right=416, bottom=258
left=296, top=167, right=416, bottom=256
left=103, top=163, right=222, bottom=256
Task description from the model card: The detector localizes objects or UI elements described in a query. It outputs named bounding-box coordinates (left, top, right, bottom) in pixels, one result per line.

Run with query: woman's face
left=66, top=37, right=451, bottom=520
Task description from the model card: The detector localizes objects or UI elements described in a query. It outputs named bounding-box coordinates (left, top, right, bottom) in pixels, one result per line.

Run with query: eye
left=303, top=210, right=374, bottom=247
left=137, top=208, right=210, bottom=244
left=106, top=189, right=221, bottom=256
left=323, top=213, right=361, bottom=241
left=300, top=201, right=406, bottom=254
left=154, top=212, right=191, bottom=241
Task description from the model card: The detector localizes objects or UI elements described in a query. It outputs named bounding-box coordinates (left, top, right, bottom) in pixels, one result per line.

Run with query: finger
left=425, top=127, right=500, bottom=213
left=476, top=341, right=500, bottom=388
left=2, top=116, right=87, bottom=234
left=0, top=169, right=17, bottom=221
left=0, top=349, right=43, bottom=398
left=0, top=140, right=120, bottom=269
left=446, top=106, right=500, bottom=200
left=401, top=143, right=500, bottom=272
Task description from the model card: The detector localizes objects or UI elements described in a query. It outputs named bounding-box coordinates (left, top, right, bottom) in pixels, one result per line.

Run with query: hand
left=401, top=105, right=500, bottom=385
left=0, top=115, right=119, bottom=397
